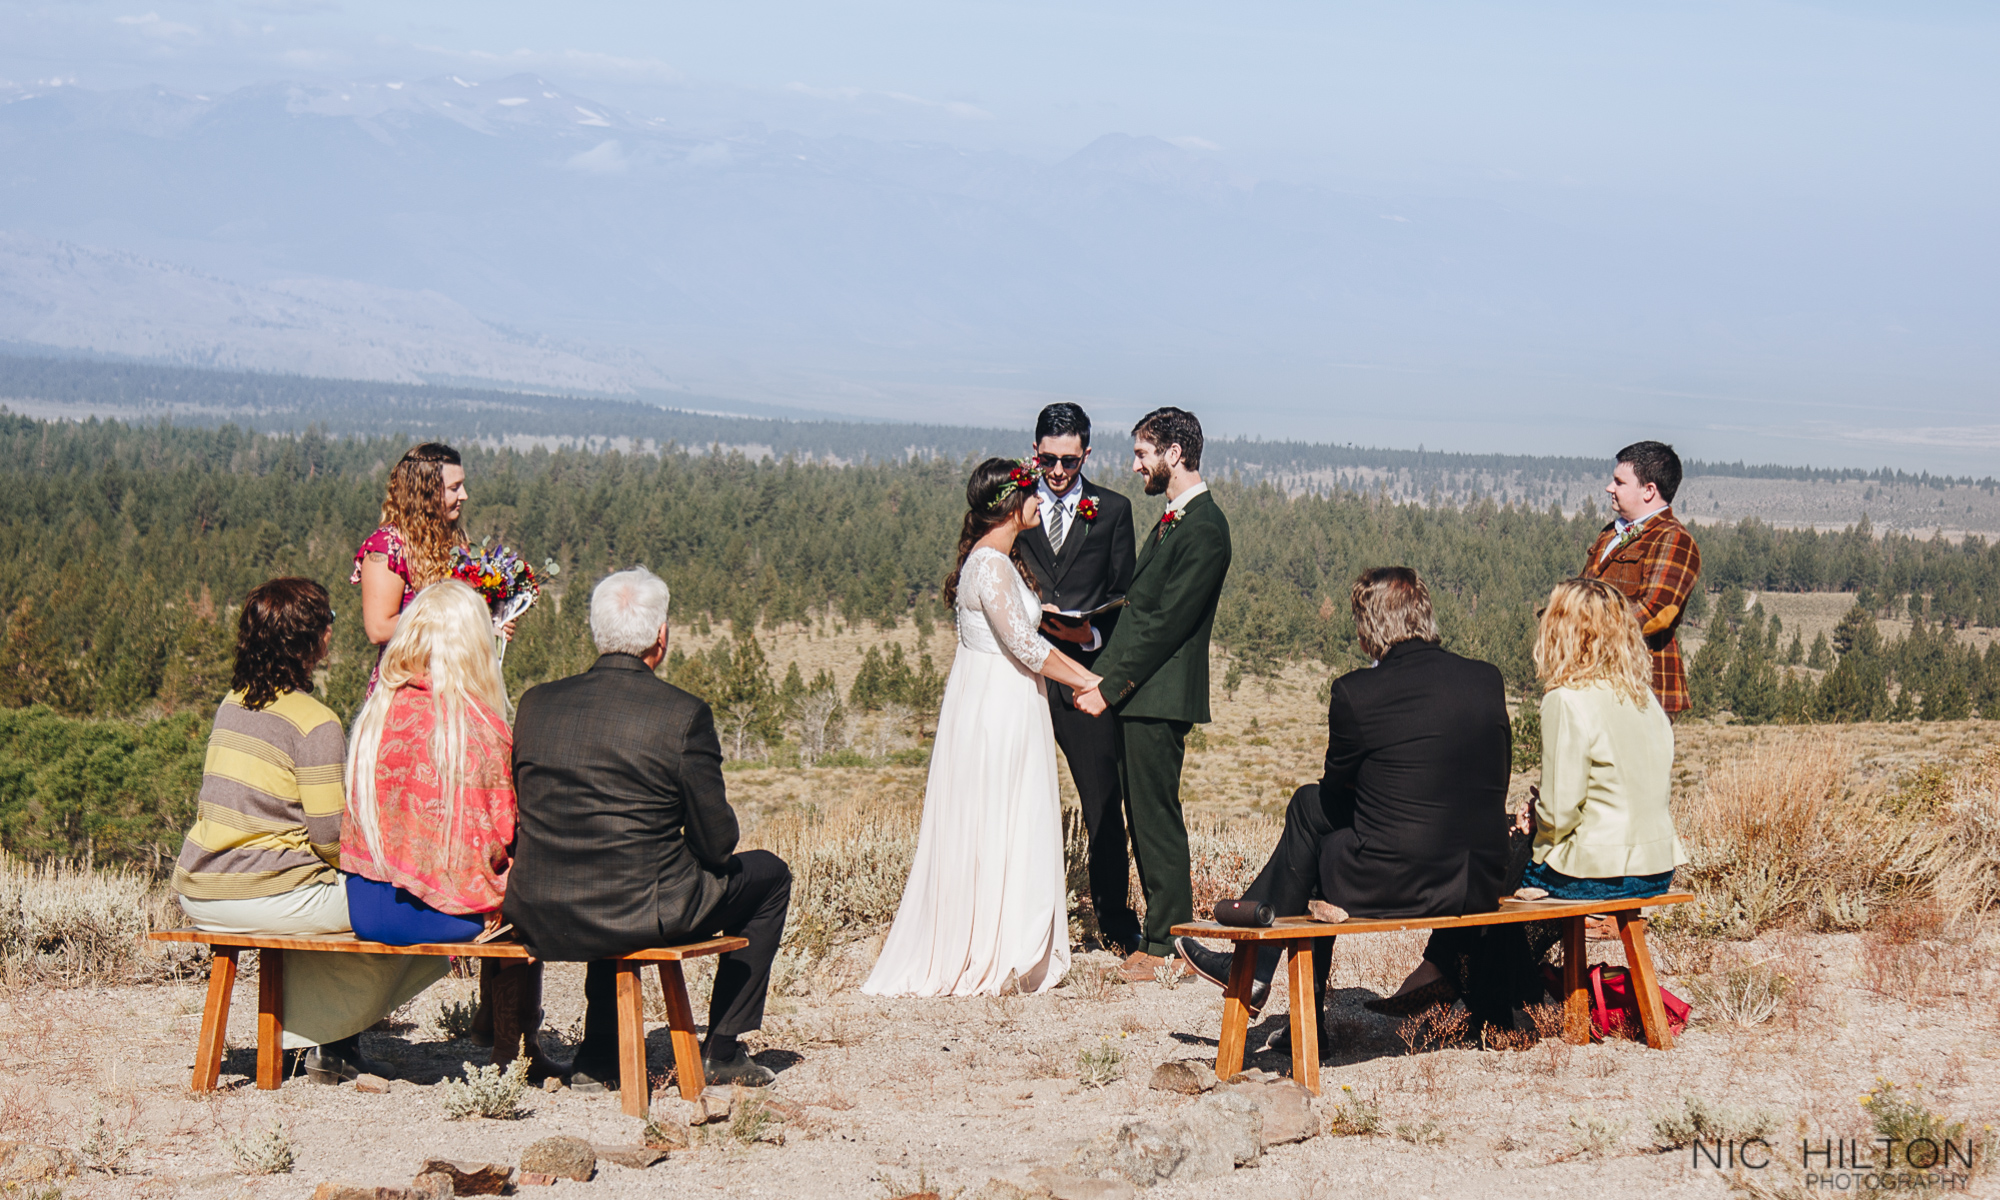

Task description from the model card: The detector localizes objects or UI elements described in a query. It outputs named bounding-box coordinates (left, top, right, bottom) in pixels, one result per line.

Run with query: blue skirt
left=345, top=873, right=485, bottom=945
left=1520, top=862, right=1676, bottom=901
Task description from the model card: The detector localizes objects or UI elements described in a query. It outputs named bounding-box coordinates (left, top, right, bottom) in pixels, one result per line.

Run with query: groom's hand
left=1073, top=685, right=1108, bottom=716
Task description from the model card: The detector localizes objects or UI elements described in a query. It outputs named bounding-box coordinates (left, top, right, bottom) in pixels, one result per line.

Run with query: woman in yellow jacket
left=1516, top=576, right=1688, bottom=902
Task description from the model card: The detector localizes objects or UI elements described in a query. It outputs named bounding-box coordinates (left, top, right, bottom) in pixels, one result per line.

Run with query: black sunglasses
left=1035, top=453, right=1084, bottom=470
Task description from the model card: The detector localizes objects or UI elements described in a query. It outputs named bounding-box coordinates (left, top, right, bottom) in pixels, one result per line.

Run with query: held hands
left=1073, top=679, right=1108, bottom=716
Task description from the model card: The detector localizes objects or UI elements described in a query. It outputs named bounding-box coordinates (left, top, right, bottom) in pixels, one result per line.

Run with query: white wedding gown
left=862, top=546, right=1072, bottom=997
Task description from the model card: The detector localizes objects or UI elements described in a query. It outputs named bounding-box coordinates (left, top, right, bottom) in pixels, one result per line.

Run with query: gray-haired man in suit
left=507, top=567, right=792, bottom=1089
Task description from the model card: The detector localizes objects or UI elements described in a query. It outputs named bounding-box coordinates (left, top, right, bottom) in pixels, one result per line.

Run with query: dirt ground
left=14, top=916, right=1997, bottom=1199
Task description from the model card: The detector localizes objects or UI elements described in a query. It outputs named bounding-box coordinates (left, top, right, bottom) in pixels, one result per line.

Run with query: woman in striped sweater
left=172, top=577, right=446, bottom=1084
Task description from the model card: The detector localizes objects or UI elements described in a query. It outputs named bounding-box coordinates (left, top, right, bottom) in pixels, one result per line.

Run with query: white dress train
left=862, top=546, right=1072, bottom=997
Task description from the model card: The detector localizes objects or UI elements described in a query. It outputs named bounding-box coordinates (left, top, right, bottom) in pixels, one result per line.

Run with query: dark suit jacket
left=1316, top=639, right=1511, bottom=920
left=504, top=653, right=741, bottom=961
left=1092, top=489, right=1232, bottom=723
left=1020, top=478, right=1135, bottom=698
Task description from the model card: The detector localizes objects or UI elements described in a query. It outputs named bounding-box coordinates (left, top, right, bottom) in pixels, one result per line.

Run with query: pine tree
left=1806, top=631, right=1833, bottom=670
left=1784, top=632, right=1804, bottom=666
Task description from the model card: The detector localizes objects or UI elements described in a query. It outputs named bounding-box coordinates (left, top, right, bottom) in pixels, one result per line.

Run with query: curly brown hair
left=942, top=458, right=1040, bottom=607
left=379, top=442, right=469, bottom=588
left=231, top=577, right=334, bottom=710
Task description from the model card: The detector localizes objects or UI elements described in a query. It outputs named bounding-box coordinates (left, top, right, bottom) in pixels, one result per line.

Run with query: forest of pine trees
left=1, top=413, right=1996, bottom=869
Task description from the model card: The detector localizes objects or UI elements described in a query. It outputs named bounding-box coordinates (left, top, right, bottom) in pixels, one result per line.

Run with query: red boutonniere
left=1077, top=496, right=1100, bottom=522
left=1156, top=509, right=1183, bottom=540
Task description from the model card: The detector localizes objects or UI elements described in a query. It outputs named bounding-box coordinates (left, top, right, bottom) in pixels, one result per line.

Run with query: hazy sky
left=4, top=2, right=1996, bottom=469
left=10, top=1, right=1994, bottom=196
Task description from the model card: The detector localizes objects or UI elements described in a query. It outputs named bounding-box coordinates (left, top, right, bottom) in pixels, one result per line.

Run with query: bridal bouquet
left=450, top=541, right=560, bottom=659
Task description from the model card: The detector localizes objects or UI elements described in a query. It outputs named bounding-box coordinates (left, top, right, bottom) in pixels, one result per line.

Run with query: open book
left=1042, top=596, right=1127, bottom=629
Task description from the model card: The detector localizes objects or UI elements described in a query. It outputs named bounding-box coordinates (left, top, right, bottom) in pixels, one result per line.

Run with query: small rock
left=1174, top=1089, right=1264, bottom=1181
left=592, top=1144, right=668, bottom=1170
left=0, top=1142, right=78, bottom=1182
left=518, top=1136, right=595, bottom=1183
left=1028, top=1169, right=1138, bottom=1200
left=1221, top=1080, right=1318, bottom=1145
left=516, top=1172, right=555, bottom=1188
left=541, top=1076, right=564, bottom=1093
left=409, top=1172, right=455, bottom=1200
left=352, top=1074, right=390, bottom=1094
left=688, top=1085, right=735, bottom=1125
left=1225, top=1067, right=1282, bottom=1085
left=1067, top=1122, right=1186, bottom=1188
left=413, top=1160, right=510, bottom=1195
left=641, top=1118, right=691, bottom=1150
left=1147, top=1062, right=1208, bottom=1095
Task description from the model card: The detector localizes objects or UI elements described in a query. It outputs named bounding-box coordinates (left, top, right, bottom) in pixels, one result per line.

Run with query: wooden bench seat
left=148, top=929, right=747, bottom=1118
left=1170, top=891, right=1693, bottom=1095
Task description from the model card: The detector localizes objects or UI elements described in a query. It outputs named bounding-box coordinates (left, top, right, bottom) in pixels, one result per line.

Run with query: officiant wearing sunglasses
left=1023, top=403, right=1140, bottom=953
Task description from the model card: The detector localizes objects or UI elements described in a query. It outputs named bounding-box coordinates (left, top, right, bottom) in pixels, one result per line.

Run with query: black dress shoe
left=1362, top=977, right=1458, bottom=1017
left=304, top=1035, right=388, bottom=1085
left=702, top=1047, right=776, bottom=1088
left=1173, top=937, right=1270, bottom=1015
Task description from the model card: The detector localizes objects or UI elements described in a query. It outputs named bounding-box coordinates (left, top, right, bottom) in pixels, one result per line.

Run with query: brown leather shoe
left=1118, top=952, right=1190, bottom=984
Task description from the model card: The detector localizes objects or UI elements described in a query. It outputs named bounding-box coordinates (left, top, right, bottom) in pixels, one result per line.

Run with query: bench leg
left=1561, top=917, right=1590, bottom=1044
left=657, top=963, right=706, bottom=1101
left=192, top=947, right=239, bottom=1092
left=1617, top=915, right=1674, bottom=1049
left=1284, top=943, right=1320, bottom=1095
left=615, top=961, right=649, bottom=1118
left=257, top=947, right=285, bottom=1089
left=1214, top=943, right=1258, bottom=1083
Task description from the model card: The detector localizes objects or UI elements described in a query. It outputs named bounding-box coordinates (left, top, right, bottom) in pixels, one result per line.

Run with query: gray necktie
left=1047, top=500, right=1067, bottom=553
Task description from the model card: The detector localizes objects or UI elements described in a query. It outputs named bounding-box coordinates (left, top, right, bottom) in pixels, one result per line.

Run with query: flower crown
left=987, top=461, right=1042, bottom=510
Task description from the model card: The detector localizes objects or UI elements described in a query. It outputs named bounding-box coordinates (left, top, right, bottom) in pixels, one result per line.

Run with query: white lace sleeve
left=970, top=550, right=1052, bottom=672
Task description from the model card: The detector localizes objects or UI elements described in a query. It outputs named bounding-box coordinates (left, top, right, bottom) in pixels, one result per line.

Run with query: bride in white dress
left=863, top=458, right=1105, bottom=997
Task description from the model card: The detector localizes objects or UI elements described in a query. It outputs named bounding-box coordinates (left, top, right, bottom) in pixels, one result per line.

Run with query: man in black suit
left=1020, top=403, right=1141, bottom=954
left=1175, top=567, right=1521, bottom=1031
left=507, top=567, right=792, bottom=1089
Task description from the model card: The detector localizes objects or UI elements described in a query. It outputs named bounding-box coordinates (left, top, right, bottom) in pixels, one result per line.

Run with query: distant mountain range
left=1, top=73, right=1994, bottom=472
left=0, top=233, right=656, bottom=390
left=0, top=73, right=1565, bottom=411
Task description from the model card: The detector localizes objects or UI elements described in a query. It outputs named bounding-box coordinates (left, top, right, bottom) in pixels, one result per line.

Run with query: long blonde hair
left=344, top=581, right=511, bottom=864
left=380, top=442, right=469, bottom=589
left=1533, top=577, right=1654, bottom=706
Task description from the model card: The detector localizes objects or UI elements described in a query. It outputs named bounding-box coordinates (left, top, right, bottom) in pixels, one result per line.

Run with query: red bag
left=1544, top=963, right=1691, bottom=1040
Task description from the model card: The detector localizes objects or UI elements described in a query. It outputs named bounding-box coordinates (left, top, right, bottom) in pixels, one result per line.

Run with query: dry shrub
left=746, top=793, right=920, bottom=956
left=1395, top=1004, right=1470, bottom=1054
left=1929, top=749, right=2000, bottom=922
left=1187, top=814, right=1277, bottom=917
left=1670, top=733, right=1942, bottom=939
left=0, top=855, right=195, bottom=985
left=1861, top=933, right=1955, bottom=1008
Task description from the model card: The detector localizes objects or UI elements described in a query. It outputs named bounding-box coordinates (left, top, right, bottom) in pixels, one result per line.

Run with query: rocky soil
left=2, top=918, right=1993, bottom=1199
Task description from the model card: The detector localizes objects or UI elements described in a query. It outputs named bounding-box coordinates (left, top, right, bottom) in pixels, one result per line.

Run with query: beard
left=1142, top=460, right=1171, bottom=495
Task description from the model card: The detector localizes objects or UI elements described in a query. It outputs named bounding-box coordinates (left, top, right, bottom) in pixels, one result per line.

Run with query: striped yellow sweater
left=172, top=689, right=347, bottom=900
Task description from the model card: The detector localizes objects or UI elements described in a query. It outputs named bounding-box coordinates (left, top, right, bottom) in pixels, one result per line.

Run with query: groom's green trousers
left=1116, top=715, right=1194, bottom=958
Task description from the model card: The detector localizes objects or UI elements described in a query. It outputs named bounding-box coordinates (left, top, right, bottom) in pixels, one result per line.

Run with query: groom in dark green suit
left=1075, top=407, right=1232, bottom=979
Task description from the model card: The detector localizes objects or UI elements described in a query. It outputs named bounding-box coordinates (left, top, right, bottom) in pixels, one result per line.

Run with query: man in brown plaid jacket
left=1582, top=441, right=1702, bottom=716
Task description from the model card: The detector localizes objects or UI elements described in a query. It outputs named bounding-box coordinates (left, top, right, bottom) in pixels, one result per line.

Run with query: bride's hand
left=1073, top=683, right=1108, bottom=716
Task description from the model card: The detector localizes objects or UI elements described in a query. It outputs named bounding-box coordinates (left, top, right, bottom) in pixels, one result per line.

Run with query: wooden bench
left=1171, top=891, right=1693, bottom=1095
left=148, top=930, right=747, bottom=1118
